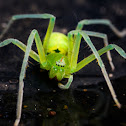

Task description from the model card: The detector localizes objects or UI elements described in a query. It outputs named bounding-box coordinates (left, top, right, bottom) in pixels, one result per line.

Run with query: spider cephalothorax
left=0, top=13, right=126, bottom=126
left=46, top=53, right=70, bottom=81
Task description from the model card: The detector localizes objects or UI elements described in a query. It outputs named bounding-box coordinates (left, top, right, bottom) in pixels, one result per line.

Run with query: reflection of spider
left=0, top=14, right=126, bottom=126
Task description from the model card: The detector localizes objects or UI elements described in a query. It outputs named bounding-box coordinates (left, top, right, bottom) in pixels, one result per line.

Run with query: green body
left=41, top=32, right=71, bottom=81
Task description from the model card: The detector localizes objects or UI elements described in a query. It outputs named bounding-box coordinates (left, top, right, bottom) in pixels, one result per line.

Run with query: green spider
left=0, top=13, right=126, bottom=126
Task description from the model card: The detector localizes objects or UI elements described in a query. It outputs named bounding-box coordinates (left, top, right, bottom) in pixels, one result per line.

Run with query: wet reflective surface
left=0, top=68, right=126, bottom=126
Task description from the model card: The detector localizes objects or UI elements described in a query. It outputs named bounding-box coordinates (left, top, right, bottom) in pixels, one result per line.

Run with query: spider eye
left=56, top=64, right=65, bottom=67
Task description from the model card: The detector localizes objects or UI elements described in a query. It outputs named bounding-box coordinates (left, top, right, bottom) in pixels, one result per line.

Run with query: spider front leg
left=0, top=13, right=55, bottom=126
left=75, top=43, right=126, bottom=108
left=14, top=31, right=37, bottom=126
left=75, top=44, right=126, bottom=72
left=0, top=14, right=55, bottom=45
left=84, top=30, right=115, bottom=70
left=13, top=29, right=49, bottom=126
left=76, top=19, right=126, bottom=70
left=0, top=29, right=49, bottom=126
left=68, top=30, right=126, bottom=108
left=57, top=32, right=82, bottom=90
left=76, top=19, right=126, bottom=38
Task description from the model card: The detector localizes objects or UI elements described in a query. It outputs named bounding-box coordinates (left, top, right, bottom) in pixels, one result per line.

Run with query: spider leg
left=68, top=32, right=82, bottom=72
left=0, top=29, right=49, bottom=126
left=0, top=38, right=40, bottom=62
left=84, top=30, right=115, bottom=71
left=69, top=30, right=126, bottom=108
left=13, top=31, right=36, bottom=126
left=0, top=14, right=55, bottom=51
left=13, top=29, right=50, bottom=126
left=75, top=44, right=126, bottom=72
left=76, top=19, right=126, bottom=38
left=67, top=33, right=74, bottom=63
left=0, top=29, right=48, bottom=67
left=58, top=33, right=79, bottom=90
left=58, top=75, right=73, bottom=89
left=58, top=32, right=82, bottom=89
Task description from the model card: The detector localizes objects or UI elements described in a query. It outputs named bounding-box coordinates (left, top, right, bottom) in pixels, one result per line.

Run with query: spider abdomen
left=46, top=32, right=68, bottom=55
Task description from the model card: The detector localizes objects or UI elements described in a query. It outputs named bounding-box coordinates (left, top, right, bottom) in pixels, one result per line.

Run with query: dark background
left=0, top=0, right=126, bottom=126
